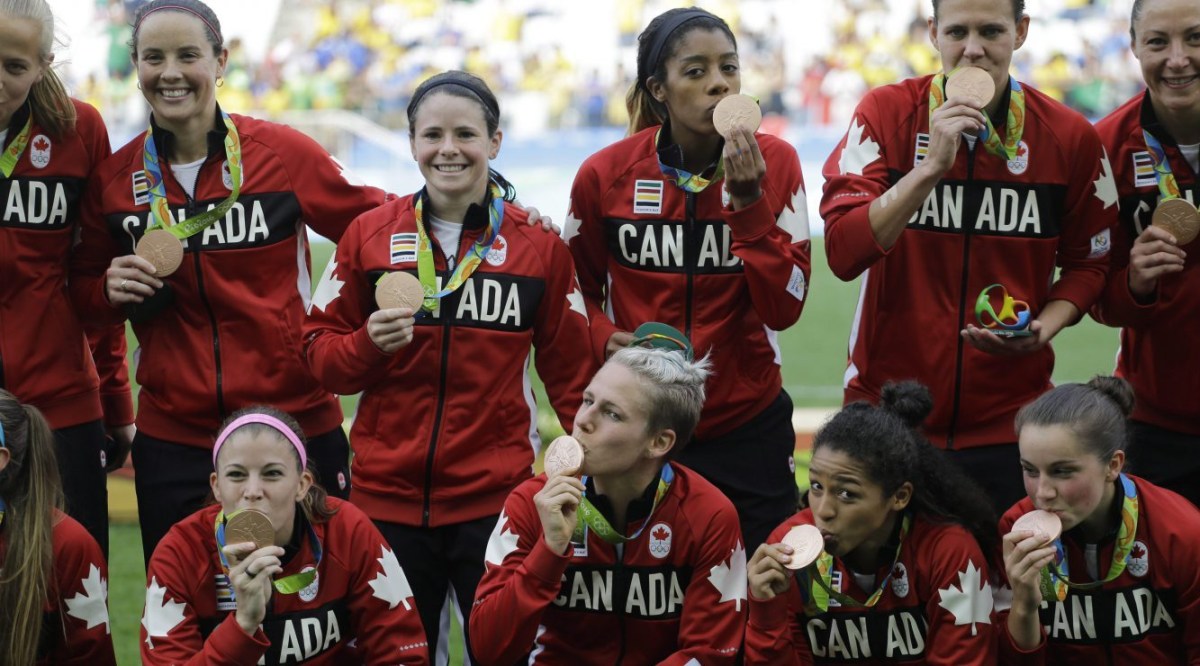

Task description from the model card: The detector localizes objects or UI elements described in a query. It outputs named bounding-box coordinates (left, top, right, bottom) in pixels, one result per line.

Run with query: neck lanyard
left=0, top=115, right=33, bottom=179
left=654, top=127, right=725, bottom=193
left=413, top=181, right=503, bottom=313
left=929, top=71, right=1026, bottom=161
left=572, top=464, right=674, bottom=545
left=0, top=497, right=6, bottom=529
left=1142, top=129, right=1185, bottom=201
left=213, top=508, right=322, bottom=595
left=801, top=513, right=912, bottom=614
left=143, top=111, right=243, bottom=238
left=1040, top=474, right=1139, bottom=602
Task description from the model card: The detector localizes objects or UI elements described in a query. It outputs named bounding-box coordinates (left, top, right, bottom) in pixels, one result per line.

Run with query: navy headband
left=0, top=418, right=5, bottom=449
left=407, top=73, right=500, bottom=124
left=640, top=9, right=716, bottom=90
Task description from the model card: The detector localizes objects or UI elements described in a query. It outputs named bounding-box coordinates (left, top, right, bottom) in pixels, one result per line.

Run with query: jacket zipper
left=684, top=193, right=696, bottom=340
left=614, top=542, right=629, bottom=664
left=421, top=232, right=458, bottom=526
left=946, top=143, right=977, bottom=449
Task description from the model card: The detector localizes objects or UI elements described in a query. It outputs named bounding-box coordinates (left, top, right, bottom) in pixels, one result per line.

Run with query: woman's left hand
left=960, top=321, right=1050, bottom=356
left=516, top=201, right=561, bottom=235
left=722, top=125, right=766, bottom=210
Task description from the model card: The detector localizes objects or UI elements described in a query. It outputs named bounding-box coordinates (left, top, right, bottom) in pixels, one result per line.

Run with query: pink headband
left=136, top=5, right=221, bottom=44
left=212, top=414, right=307, bottom=469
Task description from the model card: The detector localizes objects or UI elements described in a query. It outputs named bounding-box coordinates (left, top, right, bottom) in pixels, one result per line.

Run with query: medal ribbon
left=572, top=464, right=674, bottom=544
left=800, top=513, right=912, bottom=614
left=213, top=508, right=322, bottom=595
left=413, top=181, right=504, bottom=313
left=1039, top=474, right=1139, bottom=602
left=0, top=497, right=6, bottom=529
left=143, top=111, right=242, bottom=238
left=654, top=127, right=725, bottom=193
left=929, top=71, right=1026, bottom=161
left=1142, top=130, right=1184, bottom=201
left=0, top=115, right=33, bottom=179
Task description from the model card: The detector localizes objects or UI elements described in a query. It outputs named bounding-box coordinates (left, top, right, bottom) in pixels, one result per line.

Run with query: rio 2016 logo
left=974, top=284, right=1032, bottom=337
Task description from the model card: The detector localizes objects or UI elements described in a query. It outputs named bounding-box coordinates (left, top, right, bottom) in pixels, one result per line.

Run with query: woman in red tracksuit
left=0, top=390, right=115, bottom=666
left=745, top=382, right=999, bottom=665
left=1000, top=377, right=1200, bottom=663
left=303, top=70, right=594, bottom=663
left=1090, top=0, right=1200, bottom=508
left=68, top=0, right=389, bottom=564
left=820, top=0, right=1117, bottom=514
left=566, top=6, right=812, bottom=553
left=0, top=0, right=131, bottom=556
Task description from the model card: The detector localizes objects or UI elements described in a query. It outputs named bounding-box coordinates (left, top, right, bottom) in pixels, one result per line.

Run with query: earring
left=137, top=81, right=143, bottom=91
left=216, top=76, right=224, bottom=88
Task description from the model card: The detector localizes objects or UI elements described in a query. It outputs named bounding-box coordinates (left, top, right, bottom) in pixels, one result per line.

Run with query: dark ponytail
left=813, top=381, right=999, bottom=563
left=1015, top=375, right=1133, bottom=463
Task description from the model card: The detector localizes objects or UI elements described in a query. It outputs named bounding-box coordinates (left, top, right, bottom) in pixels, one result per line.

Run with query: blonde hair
left=0, top=390, right=65, bottom=666
left=0, top=0, right=76, bottom=137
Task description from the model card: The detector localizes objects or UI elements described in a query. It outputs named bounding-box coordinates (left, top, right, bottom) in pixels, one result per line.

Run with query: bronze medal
left=225, top=508, right=275, bottom=550
left=135, top=229, right=184, bottom=277
left=543, top=435, right=584, bottom=478
left=1011, top=509, right=1062, bottom=545
left=375, top=271, right=426, bottom=312
left=713, top=94, right=762, bottom=138
left=781, top=524, right=824, bottom=570
left=946, top=67, right=996, bottom=110
left=1151, top=197, right=1200, bottom=245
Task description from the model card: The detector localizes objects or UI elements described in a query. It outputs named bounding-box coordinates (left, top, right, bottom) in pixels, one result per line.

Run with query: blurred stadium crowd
left=67, top=0, right=1143, bottom=139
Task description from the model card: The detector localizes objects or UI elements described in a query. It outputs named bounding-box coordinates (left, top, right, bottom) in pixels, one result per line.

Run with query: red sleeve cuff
left=588, top=314, right=621, bottom=365
left=209, top=614, right=270, bottom=662
left=826, top=205, right=888, bottom=281
left=725, top=189, right=780, bottom=242
left=748, top=592, right=790, bottom=630
left=100, top=390, right=134, bottom=427
left=524, top=536, right=573, bottom=587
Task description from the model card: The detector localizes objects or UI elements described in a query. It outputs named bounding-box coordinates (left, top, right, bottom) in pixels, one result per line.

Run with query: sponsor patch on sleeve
left=786, top=265, right=807, bottom=301
left=1089, top=228, right=1111, bottom=259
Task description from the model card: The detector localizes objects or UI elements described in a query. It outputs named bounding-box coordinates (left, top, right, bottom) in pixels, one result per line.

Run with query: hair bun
left=880, top=381, right=933, bottom=428
left=1086, top=375, right=1135, bottom=418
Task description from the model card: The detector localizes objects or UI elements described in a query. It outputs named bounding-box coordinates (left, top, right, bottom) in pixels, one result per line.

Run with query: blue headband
left=0, top=418, right=5, bottom=449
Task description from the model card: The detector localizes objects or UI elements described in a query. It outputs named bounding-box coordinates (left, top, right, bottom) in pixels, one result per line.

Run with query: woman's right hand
left=367, top=308, right=416, bottom=354
left=222, top=542, right=285, bottom=635
left=748, top=542, right=795, bottom=601
left=921, top=98, right=987, bottom=176
left=1128, top=224, right=1187, bottom=301
left=534, top=474, right=584, bottom=554
left=604, top=331, right=634, bottom=359
left=105, top=255, right=163, bottom=306
left=1002, top=529, right=1056, bottom=613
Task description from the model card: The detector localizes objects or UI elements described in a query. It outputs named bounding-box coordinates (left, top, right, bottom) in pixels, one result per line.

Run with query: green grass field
left=106, top=240, right=1120, bottom=664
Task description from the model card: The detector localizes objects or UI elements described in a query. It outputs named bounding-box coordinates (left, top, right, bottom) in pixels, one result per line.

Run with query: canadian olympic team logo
left=1127, top=541, right=1149, bottom=578
left=298, top=567, right=320, bottom=602
left=648, top=522, right=672, bottom=559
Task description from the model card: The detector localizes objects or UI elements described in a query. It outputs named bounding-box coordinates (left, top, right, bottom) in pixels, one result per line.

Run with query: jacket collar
left=149, top=102, right=229, bottom=163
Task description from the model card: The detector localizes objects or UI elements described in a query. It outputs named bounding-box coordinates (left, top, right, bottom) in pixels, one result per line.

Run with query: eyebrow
left=808, top=468, right=863, bottom=486
left=675, top=51, right=738, bottom=64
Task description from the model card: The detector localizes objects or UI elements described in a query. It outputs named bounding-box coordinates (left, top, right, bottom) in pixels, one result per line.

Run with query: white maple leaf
left=936, top=561, right=994, bottom=636
left=309, top=257, right=344, bottom=314
left=330, top=155, right=367, bottom=187
left=142, top=577, right=186, bottom=649
left=777, top=186, right=811, bottom=243
left=562, top=205, right=583, bottom=243
left=708, top=540, right=747, bottom=611
left=368, top=546, right=415, bottom=610
left=65, top=564, right=110, bottom=634
left=838, top=119, right=881, bottom=176
left=567, top=286, right=589, bottom=322
left=484, top=509, right=520, bottom=567
left=1093, top=150, right=1118, bottom=210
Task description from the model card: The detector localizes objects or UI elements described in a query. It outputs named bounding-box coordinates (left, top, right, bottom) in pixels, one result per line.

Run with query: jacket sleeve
left=530, top=225, right=595, bottom=430
left=303, top=215, right=397, bottom=394
left=343, top=510, right=430, bottom=665
left=820, top=92, right=895, bottom=281
left=85, top=324, right=133, bottom=427
left=280, top=127, right=389, bottom=243
left=1046, top=128, right=1116, bottom=314
left=923, top=531, right=998, bottom=666
left=469, top=489, right=571, bottom=664
left=725, top=137, right=812, bottom=330
left=658, top=495, right=745, bottom=665
left=1168, top=504, right=1200, bottom=664
left=1089, top=209, right=1157, bottom=329
left=141, top=534, right=271, bottom=666
left=50, top=517, right=116, bottom=665
left=745, top=521, right=812, bottom=666
left=69, top=166, right=127, bottom=327
left=566, top=159, right=623, bottom=363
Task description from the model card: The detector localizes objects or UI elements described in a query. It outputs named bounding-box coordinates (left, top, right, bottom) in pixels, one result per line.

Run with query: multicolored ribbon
left=929, top=70, right=1026, bottom=162
left=0, top=115, right=33, bottom=179
left=800, top=513, right=912, bottom=614
left=572, top=464, right=674, bottom=544
left=1040, top=473, right=1139, bottom=602
left=654, top=127, right=725, bottom=193
left=213, top=508, right=322, bottom=595
left=1142, top=130, right=1184, bottom=201
left=0, top=497, right=6, bottom=528
left=143, top=110, right=243, bottom=238
left=413, top=181, right=504, bottom=313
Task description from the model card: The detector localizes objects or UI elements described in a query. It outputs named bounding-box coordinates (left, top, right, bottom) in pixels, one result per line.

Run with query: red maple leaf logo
left=1016, top=144, right=1027, bottom=157
left=652, top=526, right=669, bottom=541
left=893, top=564, right=906, bottom=579
left=33, top=137, right=49, bottom=151
left=1132, top=544, right=1146, bottom=559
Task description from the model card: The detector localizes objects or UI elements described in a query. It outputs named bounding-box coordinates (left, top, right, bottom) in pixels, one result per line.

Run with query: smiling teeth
left=436, top=165, right=465, bottom=172
left=1166, top=76, right=1198, bottom=85
left=161, top=90, right=189, bottom=98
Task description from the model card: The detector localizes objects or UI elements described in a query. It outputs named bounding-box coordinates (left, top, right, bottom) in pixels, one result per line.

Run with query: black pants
left=53, top=419, right=109, bottom=556
left=132, top=426, right=351, bottom=564
left=676, top=390, right=800, bottom=552
left=941, top=442, right=1025, bottom=517
left=374, top=515, right=496, bottom=666
left=1127, top=420, right=1200, bottom=508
